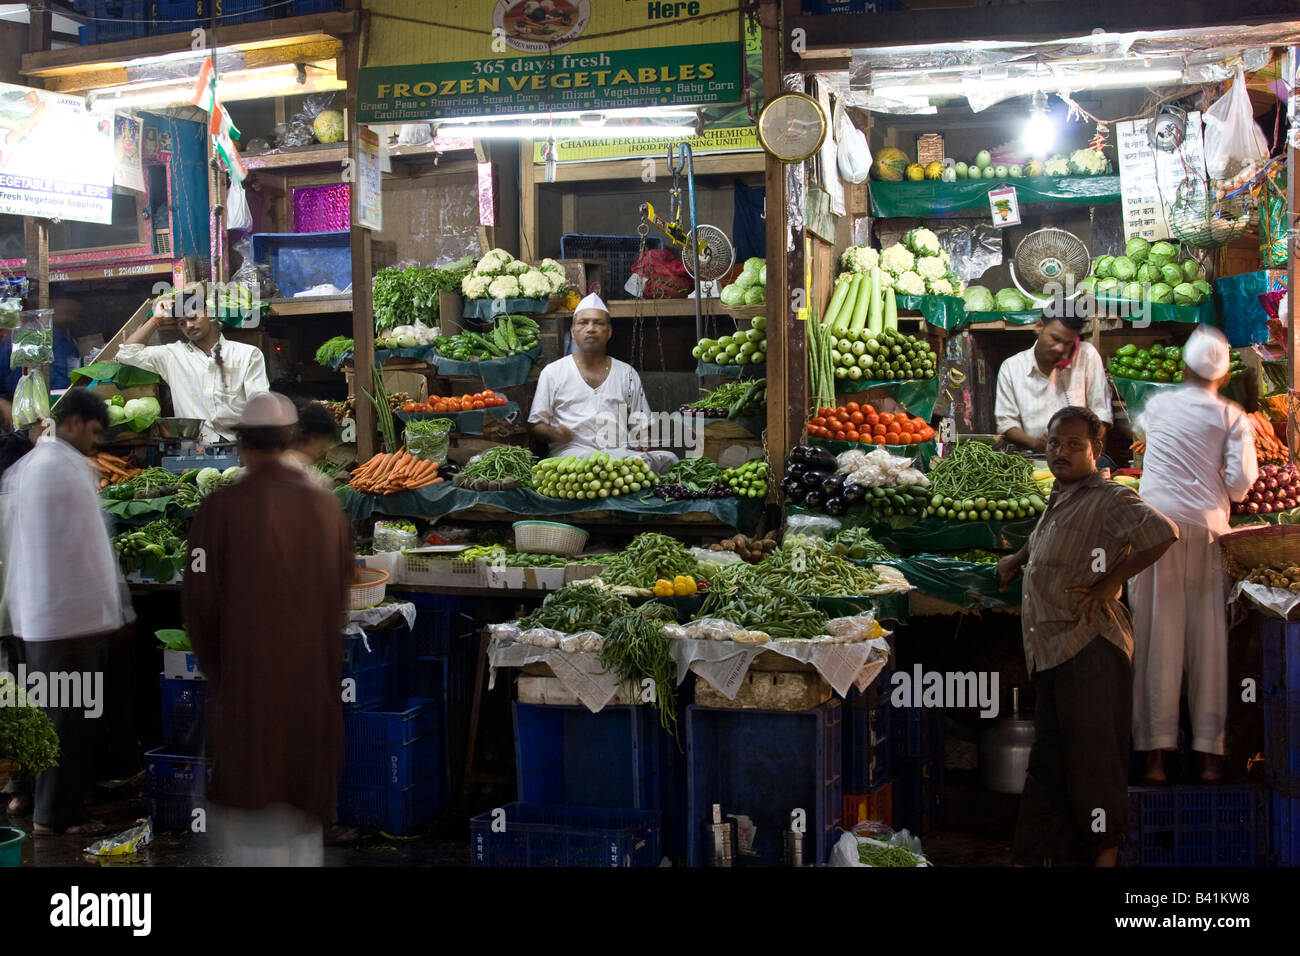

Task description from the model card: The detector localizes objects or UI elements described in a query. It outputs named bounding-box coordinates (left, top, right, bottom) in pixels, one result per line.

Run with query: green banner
left=835, top=375, right=940, bottom=420
left=870, top=175, right=1122, bottom=218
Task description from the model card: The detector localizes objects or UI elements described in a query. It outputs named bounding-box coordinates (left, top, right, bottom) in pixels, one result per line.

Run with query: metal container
left=979, top=686, right=1036, bottom=795
left=153, top=417, right=204, bottom=440
left=708, top=804, right=735, bottom=867
left=783, top=827, right=804, bottom=867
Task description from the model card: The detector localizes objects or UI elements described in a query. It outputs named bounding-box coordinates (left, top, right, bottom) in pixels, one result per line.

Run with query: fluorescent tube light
left=872, top=67, right=1183, bottom=98
left=438, top=124, right=698, bottom=140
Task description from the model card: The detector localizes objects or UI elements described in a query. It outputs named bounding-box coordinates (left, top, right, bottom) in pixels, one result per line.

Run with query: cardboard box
left=163, top=649, right=203, bottom=681
left=344, top=368, right=429, bottom=402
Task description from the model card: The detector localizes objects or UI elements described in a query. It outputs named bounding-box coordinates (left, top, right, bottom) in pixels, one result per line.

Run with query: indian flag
left=191, top=55, right=246, bottom=183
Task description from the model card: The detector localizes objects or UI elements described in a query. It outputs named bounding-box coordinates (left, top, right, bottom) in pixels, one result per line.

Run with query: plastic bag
left=828, top=827, right=930, bottom=867
left=10, top=328, right=52, bottom=369
left=226, top=178, right=253, bottom=233
left=519, top=627, right=561, bottom=649
left=84, top=820, right=152, bottom=859
left=280, top=94, right=343, bottom=147
left=825, top=611, right=887, bottom=643
left=0, top=297, right=19, bottom=330
left=1259, top=168, right=1288, bottom=268
left=398, top=123, right=433, bottom=146
left=373, top=521, right=418, bottom=553
left=229, top=236, right=277, bottom=302
left=683, top=618, right=740, bottom=641
left=785, top=512, right=842, bottom=539
left=11, top=368, right=49, bottom=427
left=631, top=249, right=693, bottom=299
left=837, top=108, right=871, bottom=185
left=1204, top=66, right=1270, bottom=181
left=490, top=622, right=521, bottom=644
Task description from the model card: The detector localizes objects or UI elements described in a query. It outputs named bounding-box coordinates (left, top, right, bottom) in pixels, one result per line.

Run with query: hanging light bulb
left=1021, top=91, right=1055, bottom=158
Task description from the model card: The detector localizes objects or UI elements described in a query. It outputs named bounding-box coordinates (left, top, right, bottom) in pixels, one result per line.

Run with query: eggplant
left=823, top=495, right=847, bottom=517
left=822, top=474, right=846, bottom=497
left=780, top=476, right=802, bottom=497
left=807, top=447, right=838, bottom=471
left=803, top=489, right=825, bottom=511
left=439, top=461, right=460, bottom=476
left=842, top=482, right=866, bottom=504
left=790, top=445, right=813, bottom=465
left=802, top=469, right=828, bottom=490
left=786, top=461, right=807, bottom=481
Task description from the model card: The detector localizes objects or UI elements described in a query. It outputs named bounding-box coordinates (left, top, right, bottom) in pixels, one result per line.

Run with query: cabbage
left=1136, top=262, right=1160, bottom=284
left=1192, top=279, right=1213, bottom=298
left=1078, top=277, right=1098, bottom=294
left=759, top=264, right=767, bottom=286
left=1172, top=282, right=1199, bottom=306
left=1125, top=237, right=1151, bottom=263
left=1121, top=281, right=1143, bottom=301
left=1097, top=277, right=1120, bottom=292
left=962, top=285, right=996, bottom=312
left=106, top=404, right=127, bottom=427
left=1148, top=241, right=1179, bottom=268
left=196, top=467, right=222, bottom=493
left=720, top=284, right=746, bottom=306
left=995, top=288, right=1030, bottom=311
left=123, top=397, right=161, bottom=420
left=1093, top=256, right=1114, bottom=279
left=1148, top=282, right=1173, bottom=303
left=222, top=466, right=242, bottom=478
left=743, top=257, right=764, bottom=277
left=742, top=286, right=765, bottom=306
left=1111, top=256, right=1137, bottom=281
left=732, top=271, right=755, bottom=290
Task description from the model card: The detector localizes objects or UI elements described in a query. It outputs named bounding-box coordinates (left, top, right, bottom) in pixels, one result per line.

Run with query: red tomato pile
left=403, top=391, right=508, bottom=414
left=808, top=403, right=935, bottom=445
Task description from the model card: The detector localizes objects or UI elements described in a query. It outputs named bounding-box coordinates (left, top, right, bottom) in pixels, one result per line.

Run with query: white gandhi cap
left=235, top=391, right=298, bottom=428
left=574, top=292, right=608, bottom=315
left=1182, top=325, right=1231, bottom=380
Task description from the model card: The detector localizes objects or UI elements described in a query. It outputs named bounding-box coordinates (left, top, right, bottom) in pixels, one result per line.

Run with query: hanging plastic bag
left=836, top=105, right=871, bottom=185
left=12, top=368, right=50, bottom=428
left=1203, top=66, right=1270, bottom=181
left=0, top=297, right=19, bottom=330
left=226, top=177, right=253, bottom=233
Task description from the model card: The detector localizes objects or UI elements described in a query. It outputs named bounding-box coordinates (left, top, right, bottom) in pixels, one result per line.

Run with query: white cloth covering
left=994, top=340, right=1112, bottom=438
left=117, top=335, right=270, bottom=443
left=1135, top=385, right=1258, bottom=536
left=528, top=355, right=677, bottom=471
left=1129, top=520, right=1229, bottom=755
left=2, top=435, right=132, bottom=642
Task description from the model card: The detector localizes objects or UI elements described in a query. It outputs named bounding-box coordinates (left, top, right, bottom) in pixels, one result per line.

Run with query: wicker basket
left=1220, top=524, right=1300, bottom=571
left=348, top=567, right=390, bottom=610
left=513, top=520, right=589, bottom=557
left=722, top=303, right=766, bottom=321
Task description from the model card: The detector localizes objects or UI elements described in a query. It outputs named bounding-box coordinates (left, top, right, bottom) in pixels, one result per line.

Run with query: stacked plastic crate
left=1262, top=618, right=1300, bottom=865
left=842, top=668, right=893, bottom=828
left=144, top=651, right=209, bottom=829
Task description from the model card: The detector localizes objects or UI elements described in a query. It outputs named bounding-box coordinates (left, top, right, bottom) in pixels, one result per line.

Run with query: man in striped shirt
left=998, top=406, right=1177, bottom=866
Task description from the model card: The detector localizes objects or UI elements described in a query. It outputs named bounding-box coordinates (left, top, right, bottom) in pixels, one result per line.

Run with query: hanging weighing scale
left=638, top=142, right=735, bottom=341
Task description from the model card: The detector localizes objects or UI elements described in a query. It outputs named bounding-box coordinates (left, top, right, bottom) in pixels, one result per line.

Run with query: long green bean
left=460, top=445, right=537, bottom=486
left=599, top=533, right=698, bottom=588
left=599, top=606, right=678, bottom=738
left=926, top=441, right=1041, bottom=500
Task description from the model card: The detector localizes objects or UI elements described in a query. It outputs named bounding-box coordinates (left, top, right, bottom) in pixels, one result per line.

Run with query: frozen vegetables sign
left=358, top=0, right=743, bottom=123
left=0, top=83, right=114, bottom=224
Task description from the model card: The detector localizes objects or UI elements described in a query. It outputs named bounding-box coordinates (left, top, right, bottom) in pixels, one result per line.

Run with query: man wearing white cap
left=1129, top=326, right=1258, bottom=783
left=183, top=391, right=353, bottom=865
left=529, top=293, right=678, bottom=472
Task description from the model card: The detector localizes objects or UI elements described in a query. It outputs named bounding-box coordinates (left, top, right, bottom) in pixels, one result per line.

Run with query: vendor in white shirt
left=117, top=301, right=270, bottom=445
left=528, top=293, right=677, bottom=473
left=995, top=314, right=1112, bottom=453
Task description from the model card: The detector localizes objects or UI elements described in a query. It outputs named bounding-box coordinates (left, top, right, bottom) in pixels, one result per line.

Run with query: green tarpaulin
left=888, top=554, right=1022, bottom=610
left=959, top=309, right=1044, bottom=330
left=870, top=175, right=1121, bottom=218
left=396, top=402, right=520, bottom=437
left=863, top=515, right=1039, bottom=554
left=70, top=362, right=162, bottom=388
left=835, top=375, right=940, bottom=420
left=431, top=345, right=540, bottom=390
left=813, top=593, right=909, bottom=624
left=896, top=294, right=968, bottom=331
left=462, top=297, right=550, bottom=320
left=346, top=482, right=763, bottom=528
left=1094, top=295, right=1219, bottom=326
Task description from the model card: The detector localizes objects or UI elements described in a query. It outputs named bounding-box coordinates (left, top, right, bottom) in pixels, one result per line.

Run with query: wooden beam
left=24, top=219, right=49, bottom=310
left=532, top=152, right=765, bottom=184
left=789, top=0, right=1300, bottom=51
left=520, top=141, right=538, bottom=261
left=27, top=2, right=51, bottom=56
left=344, top=9, right=375, bottom=461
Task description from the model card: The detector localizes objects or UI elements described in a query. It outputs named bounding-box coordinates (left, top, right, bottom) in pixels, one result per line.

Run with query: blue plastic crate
left=415, top=654, right=471, bottom=803
left=90, top=1, right=148, bottom=43
left=158, top=673, right=206, bottom=754
left=337, top=782, right=436, bottom=835
left=1261, top=618, right=1300, bottom=705
left=1263, top=697, right=1300, bottom=796
left=892, top=756, right=944, bottom=836
left=251, top=231, right=350, bottom=297
left=1124, top=786, right=1268, bottom=867
left=686, top=701, right=842, bottom=866
left=342, top=629, right=398, bottom=710
left=559, top=234, right=661, bottom=302
left=144, top=747, right=211, bottom=830
left=214, top=0, right=264, bottom=25
left=514, top=702, right=661, bottom=811
left=1271, top=790, right=1300, bottom=866
left=341, top=698, right=439, bottom=792
left=470, top=803, right=660, bottom=867
left=843, top=674, right=892, bottom=791
left=402, top=592, right=475, bottom=659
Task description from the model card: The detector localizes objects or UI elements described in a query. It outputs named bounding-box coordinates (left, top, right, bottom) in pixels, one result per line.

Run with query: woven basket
left=722, top=303, right=765, bottom=321
left=348, top=567, right=390, bottom=610
left=513, top=520, right=589, bottom=557
left=1220, top=524, right=1300, bottom=571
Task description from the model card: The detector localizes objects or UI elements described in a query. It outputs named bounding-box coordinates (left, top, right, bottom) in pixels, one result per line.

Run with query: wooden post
left=23, top=218, right=48, bottom=310
left=519, top=141, right=537, bottom=261
left=344, top=6, right=375, bottom=460
left=761, top=0, right=803, bottom=484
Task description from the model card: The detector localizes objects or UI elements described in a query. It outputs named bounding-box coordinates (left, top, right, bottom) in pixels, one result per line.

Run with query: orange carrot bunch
left=348, top=447, right=443, bottom=495
left=1248, top=411, right=1288, bottom=464
left=91, top=452, right=143, bottom=489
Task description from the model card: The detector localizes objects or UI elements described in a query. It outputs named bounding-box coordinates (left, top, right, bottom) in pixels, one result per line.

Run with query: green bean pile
left=857, top=841, right=928, bottom=867
left=696, top=584, right=828, bottom=641
left=926, top=441, right=1042, bottom=502
left=598, top=533, right=699, bottom=589
left=831, top=528, right=897, bottom=562
left=519, top=584, right=632, bottom=633
left=660, top=457, right=726, bottom=492
left=599, top=606, right=679, bottom=737
left=745, top=538, right=882, bottom=597
left=460, top=445, right=537, bottom=487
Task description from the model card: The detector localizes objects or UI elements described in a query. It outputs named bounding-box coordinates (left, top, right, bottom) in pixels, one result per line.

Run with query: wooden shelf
left=244, top=143, right=349, bottom=171
left=267, top=295, right=352, bottom=316
left=607, top=298, right=731, bottom=319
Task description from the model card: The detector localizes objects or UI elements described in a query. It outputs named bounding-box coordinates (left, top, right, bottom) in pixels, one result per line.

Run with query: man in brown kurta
left=182, top=392, right=353, bottom=865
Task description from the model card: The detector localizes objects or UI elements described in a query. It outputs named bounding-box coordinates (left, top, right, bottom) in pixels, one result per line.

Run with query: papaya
left=870, top=146, right=910, bottom=182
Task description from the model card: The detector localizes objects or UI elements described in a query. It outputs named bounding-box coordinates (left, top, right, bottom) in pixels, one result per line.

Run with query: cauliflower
left=916, top=256, right=947, bottom=281
left=518, top=269, right=553, bottom=298
left=840, top=245, right=880, bottom=274
left=893, top=270, right=926, bottom=296
left=1044, top=154, right=1071, bottom=177
left=904, top=227, right=942, bottom=257
left=546, top=270, right=569, bottom=294
left=945, top=270, right=965, bottom=297
left=505, top=259, right=530, bottom=276
left=880, top=243, right=915, bottom=276
left=461, top=274, right=492, bottom=298
left=474, top=250, right=510, bottom=275
left=926, top=277, right=955, bottom=296
left=487, top=274, right=521, bottom=299
left=1068, top=147, right=1109, bottom=176
left=539, top=258, right=564, bottom=275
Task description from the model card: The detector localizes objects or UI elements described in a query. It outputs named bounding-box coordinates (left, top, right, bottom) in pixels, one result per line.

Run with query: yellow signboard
left=530, top=126, right=758, bottom=163
left=359, top=0, right=744, bottom=124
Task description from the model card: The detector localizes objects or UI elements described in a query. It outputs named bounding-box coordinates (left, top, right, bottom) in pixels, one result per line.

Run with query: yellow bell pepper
left=672, top=575, right=697, bottom=597
left=653, top=579, right=675, bottom=597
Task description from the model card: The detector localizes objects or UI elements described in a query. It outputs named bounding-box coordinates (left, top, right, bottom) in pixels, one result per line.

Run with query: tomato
left=811, top=417, right=826, bottom=428
left=885, top=431, right=900, bottom=444
left=874, top=436, right=887, bottom=445
left=845, top=430, right=859, bottom=442
left=818, top=406, right=834, bottom=418
left=835, top=406, right=849, bottom=419
left=849, top=411, right=865, bottom=425
left=402, top=402, right=419, bottom=412
left=472, top=400, right=486, bottom=410
left=872, top=424, right=887, bottom=437
left=846, top=401, right=860, bottom=413
left=899, top=421, right=914, bottom=434
left=865, top=413, right=880, bottom=428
